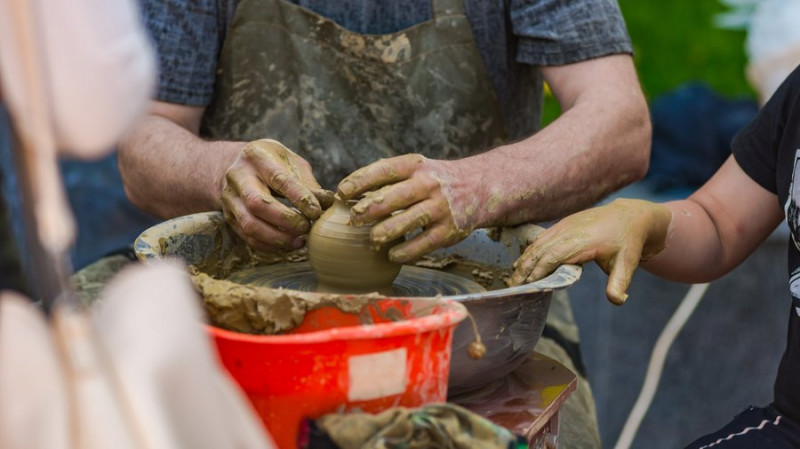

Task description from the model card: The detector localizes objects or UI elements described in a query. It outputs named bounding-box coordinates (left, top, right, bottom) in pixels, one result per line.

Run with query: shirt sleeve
left=142, top=0, right=234, bottom=106
left=732, top=65, right=800, bottom=194
left=510, top=0, right=633, bottom=66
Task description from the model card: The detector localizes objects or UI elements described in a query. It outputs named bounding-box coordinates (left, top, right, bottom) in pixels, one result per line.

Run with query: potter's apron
left=201, top=0, right=511, bottom=189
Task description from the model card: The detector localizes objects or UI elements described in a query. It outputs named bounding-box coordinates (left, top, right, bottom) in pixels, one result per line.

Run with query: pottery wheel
left=226, top=262, right=486, bottom=297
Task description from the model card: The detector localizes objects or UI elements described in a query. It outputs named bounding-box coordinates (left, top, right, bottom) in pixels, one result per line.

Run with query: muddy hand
left=337, top=154, right=478, bottom=264
left=221, top=139, right=334, bottom=252
left=508, top=199, right=672, bottom=305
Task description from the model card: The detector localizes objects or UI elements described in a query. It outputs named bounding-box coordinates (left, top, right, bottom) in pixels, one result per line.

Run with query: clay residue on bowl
left=414, top=254, right=512, bottom=290
left=192, top=250, right=509, bottom=335
left=162, top=212, right=309, bottom=279
left=193, top=237, right=308, bottom=280
left=191, top=270, right=381, bottom=335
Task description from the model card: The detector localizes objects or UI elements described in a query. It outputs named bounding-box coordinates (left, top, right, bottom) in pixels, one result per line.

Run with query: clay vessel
left=308, top=196, right=402, bottom=293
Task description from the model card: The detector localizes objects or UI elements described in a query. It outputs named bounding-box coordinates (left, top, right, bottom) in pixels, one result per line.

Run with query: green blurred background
left=543, top=0, right=754, bottom=124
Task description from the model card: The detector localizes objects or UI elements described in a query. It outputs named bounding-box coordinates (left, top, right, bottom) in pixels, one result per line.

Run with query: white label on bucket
left=347, top=348, right=408, bottom=401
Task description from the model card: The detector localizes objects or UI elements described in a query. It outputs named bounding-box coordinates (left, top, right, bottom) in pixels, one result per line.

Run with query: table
left=453, top=352, right=577, bottom=448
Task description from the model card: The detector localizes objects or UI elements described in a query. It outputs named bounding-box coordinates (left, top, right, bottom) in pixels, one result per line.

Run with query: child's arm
left=645, top=156, right=783, bottom=283
left=509, top=155, right=784, bottom=305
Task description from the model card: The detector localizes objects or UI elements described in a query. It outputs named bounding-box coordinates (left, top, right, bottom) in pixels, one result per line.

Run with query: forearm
left=466, top=82, right=650, bottom=227
left=640, top=198, right=729, bottom=283
left=643, top=196, right=776, bottom=283
left=640, top=156, right=784, bottom=283
left=118, top=114, right=241, bottom=218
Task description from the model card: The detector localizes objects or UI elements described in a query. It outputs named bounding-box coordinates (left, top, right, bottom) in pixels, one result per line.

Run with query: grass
left=542, top=1, right=753, bottom=125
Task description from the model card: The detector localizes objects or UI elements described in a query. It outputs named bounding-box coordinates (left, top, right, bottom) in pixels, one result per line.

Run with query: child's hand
left=509, top=199, right=672, bottom=305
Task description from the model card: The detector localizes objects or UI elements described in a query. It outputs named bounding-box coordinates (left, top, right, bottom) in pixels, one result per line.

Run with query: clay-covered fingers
left=221, top=177, right=306, bottom=252
left=337, top=154, right=426, bottom=201
left=224, top=167, right=312, bottom=233
left=369, top=199, right=443, bottom=245
left=509, top=228, right=590, bottom=286
left=349, top=178, right=436, bottom=227
left=222, top=207, right=300, bottom=252
left=599, top=248, right=643, bottom=306
left=244, top=139, right=333, bottom=219
left=339, top=155, right=477, bottom=262
left=387, top=224, right=466, bottom=264
left=510, top=199, right=672, bottom=305
left=220, top=139, right=332, bottom=251
left=509, top=216, right=644, bottom=304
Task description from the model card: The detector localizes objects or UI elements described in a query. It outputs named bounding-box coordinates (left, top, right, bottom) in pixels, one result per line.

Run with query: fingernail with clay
left=317, top=189, right=335, bottom=207
left=338, top=180, right=354, bottom=197
left=350, top=213, right=365, bottom=227
left=351, top=201, right=367, bottom=215
left=389, top=249, right=408, bottom=264
left=611, top=292, right=629, bottom=306
left=370, top=226, right=388, bottom=244
left=292, top=235, right=307, bottom=249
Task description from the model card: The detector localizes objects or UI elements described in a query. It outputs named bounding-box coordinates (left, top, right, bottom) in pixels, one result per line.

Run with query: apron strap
left=431, top=0, right=466, bottom=19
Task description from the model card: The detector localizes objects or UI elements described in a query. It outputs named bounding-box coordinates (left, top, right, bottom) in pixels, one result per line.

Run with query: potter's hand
left=337, top=154, right=478, bottom=263
left=509, top=199, right=672, bottom=305
left=221, top=139, right=334, bottom=251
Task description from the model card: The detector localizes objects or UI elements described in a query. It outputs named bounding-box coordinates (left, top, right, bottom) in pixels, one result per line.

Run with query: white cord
left=613, top=283, right=711, bottom=449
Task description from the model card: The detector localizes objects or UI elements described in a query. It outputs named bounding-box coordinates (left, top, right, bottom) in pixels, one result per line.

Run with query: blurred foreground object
left=717, top=0, right=800, bottom=104
left=0, top=262, right=275, bottom=449
left=0, top=0, right=272, bottom=447
left=0, top=0, right=155, bottom=156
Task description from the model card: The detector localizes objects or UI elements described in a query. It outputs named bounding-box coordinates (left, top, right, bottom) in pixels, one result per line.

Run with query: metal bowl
left=134, top=212, right=581, bottom=395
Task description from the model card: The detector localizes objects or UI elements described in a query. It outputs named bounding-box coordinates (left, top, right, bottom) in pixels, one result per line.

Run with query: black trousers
left=685, top=405, right=800, bottom=448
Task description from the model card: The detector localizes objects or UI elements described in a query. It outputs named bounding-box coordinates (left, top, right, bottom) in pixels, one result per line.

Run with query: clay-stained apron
left=201, top=0, right=510, bottom=189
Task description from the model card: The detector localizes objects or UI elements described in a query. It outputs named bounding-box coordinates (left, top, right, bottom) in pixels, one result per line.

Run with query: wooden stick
left=4, top=0, right=76, bottom=310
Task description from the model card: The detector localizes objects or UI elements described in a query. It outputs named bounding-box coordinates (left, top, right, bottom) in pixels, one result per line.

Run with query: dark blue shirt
left=141, top=0, right=632, bottom=138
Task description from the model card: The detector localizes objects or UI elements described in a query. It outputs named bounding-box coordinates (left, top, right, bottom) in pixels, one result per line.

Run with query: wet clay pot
left=308, top=196, right=402, bottom=294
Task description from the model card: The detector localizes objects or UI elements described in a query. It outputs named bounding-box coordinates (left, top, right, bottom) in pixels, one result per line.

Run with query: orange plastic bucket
left=208, top=297, right=467, bottom=449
